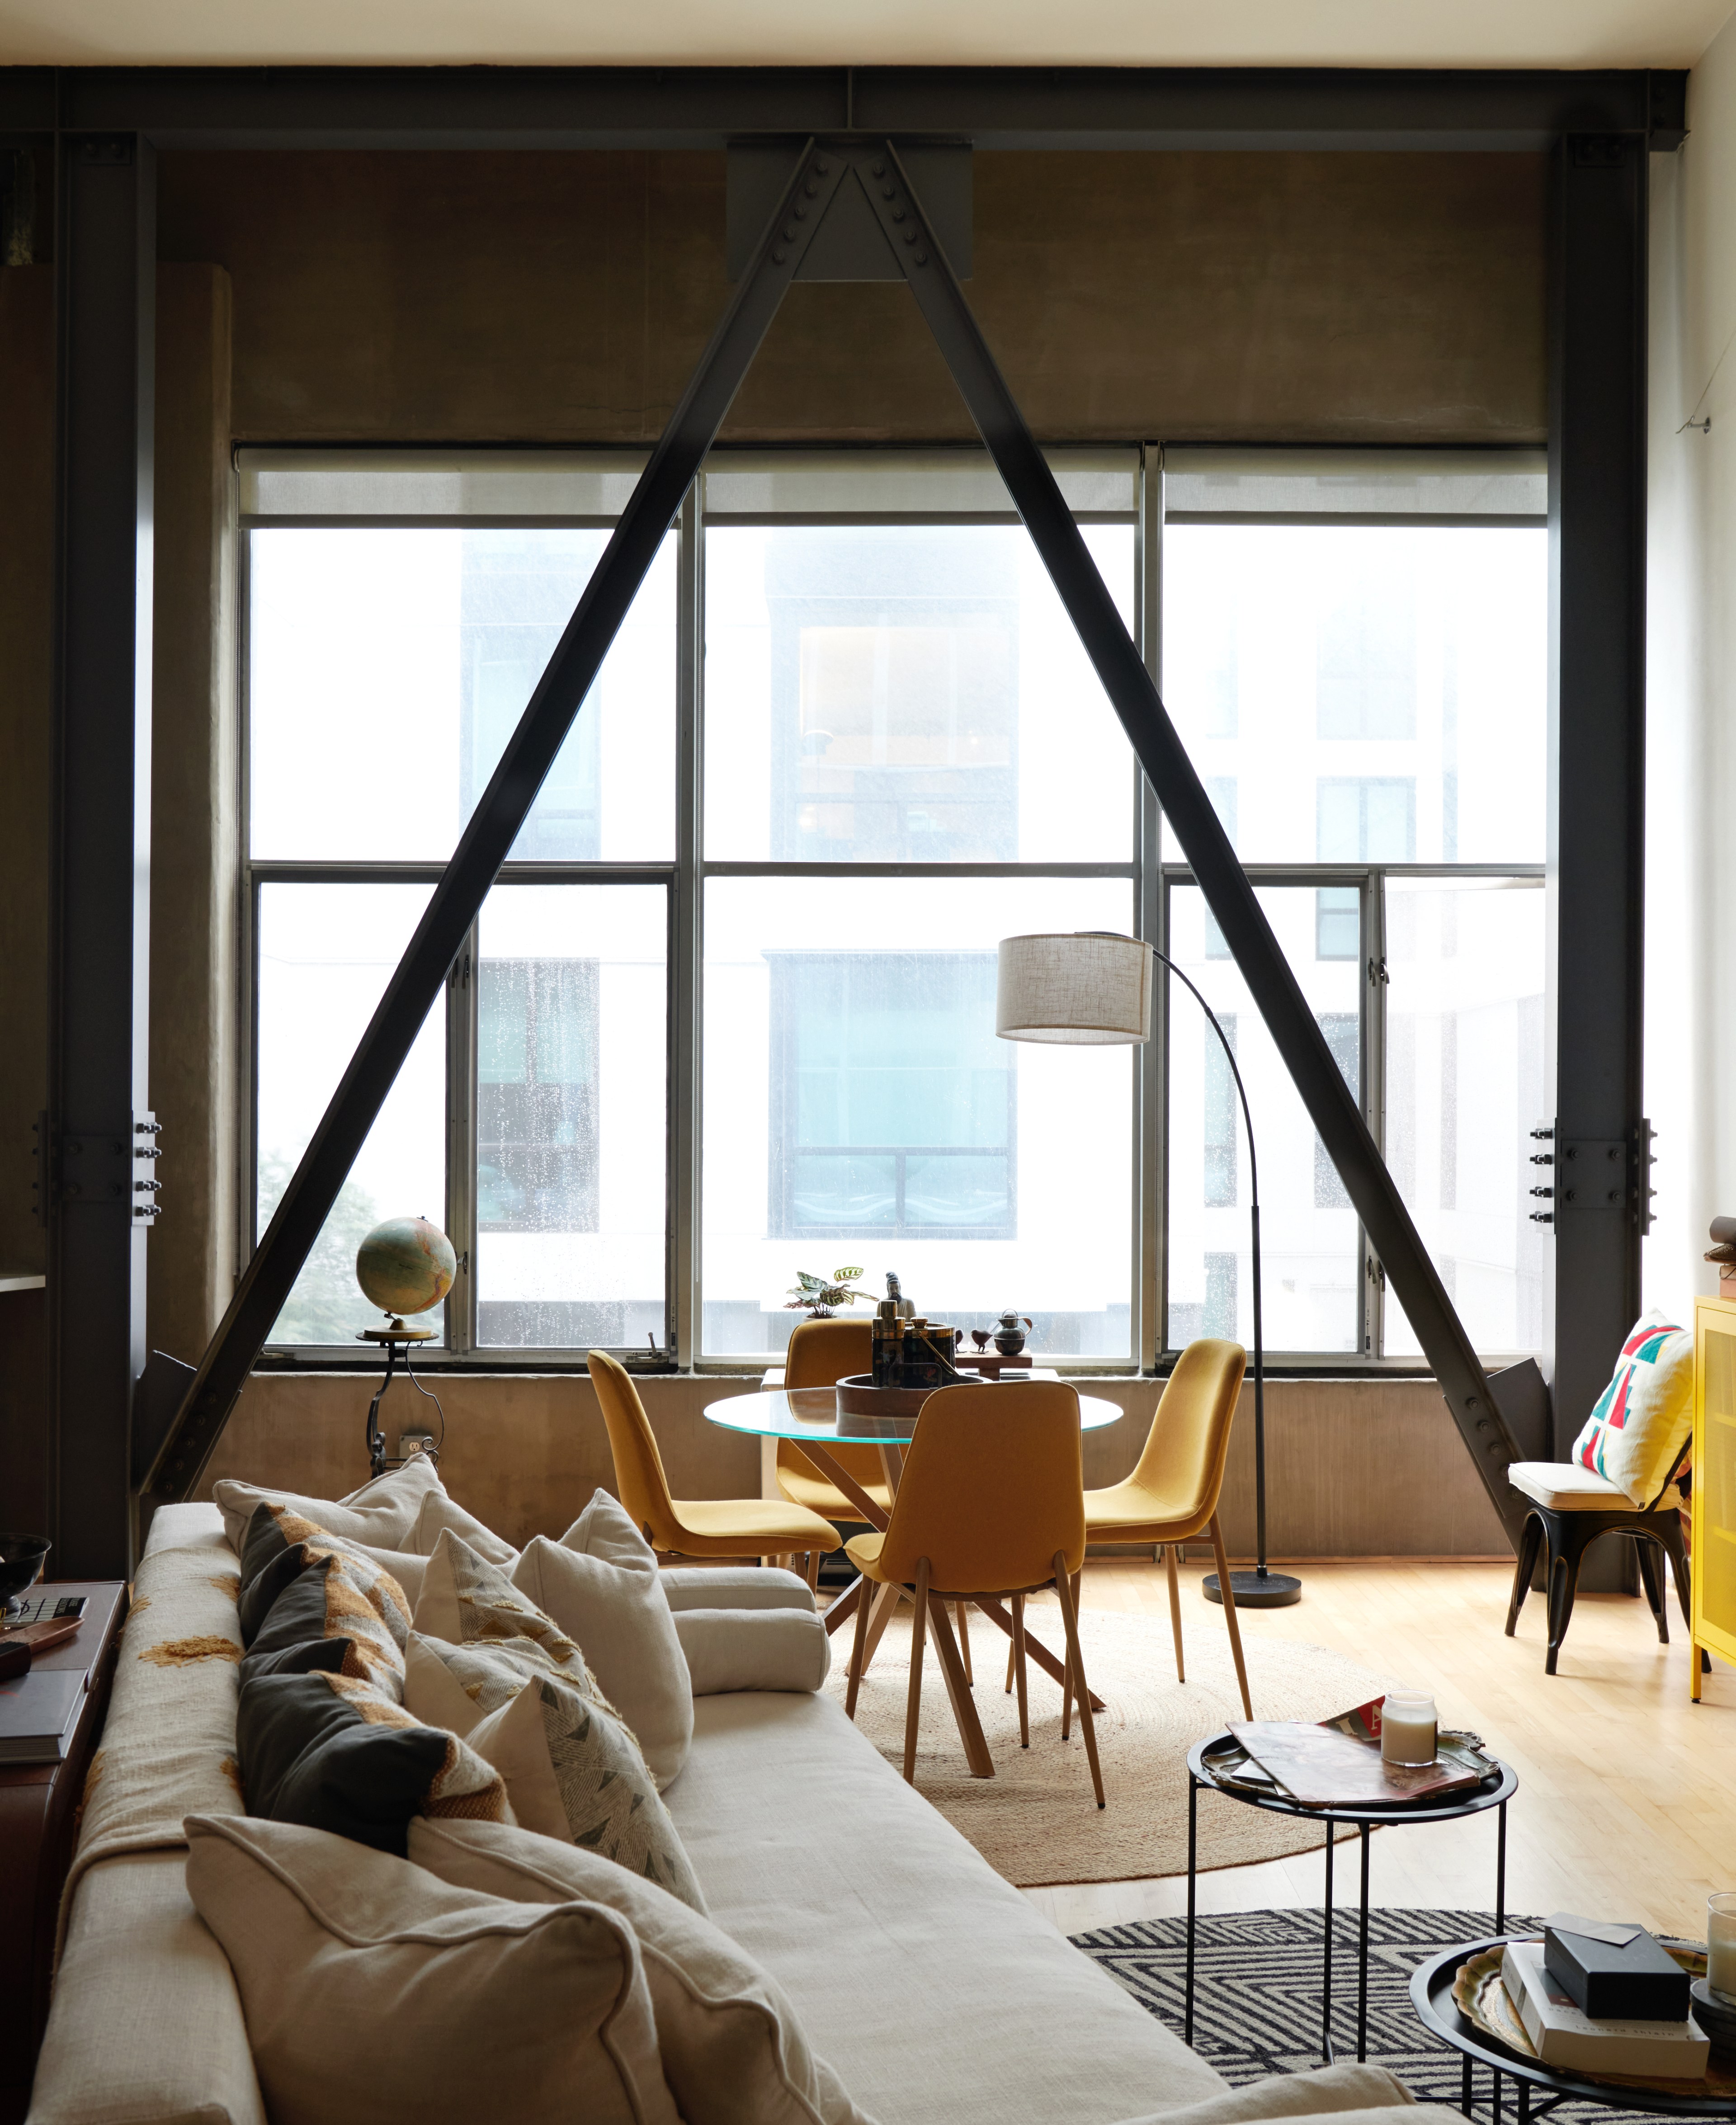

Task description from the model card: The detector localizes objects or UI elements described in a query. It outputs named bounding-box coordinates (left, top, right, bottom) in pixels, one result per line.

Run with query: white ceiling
left=2, top=0, right=1732, bottom=71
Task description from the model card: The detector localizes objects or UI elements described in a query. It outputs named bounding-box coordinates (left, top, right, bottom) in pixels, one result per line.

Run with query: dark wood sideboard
left=0, top=1582, right=128, bottom=2125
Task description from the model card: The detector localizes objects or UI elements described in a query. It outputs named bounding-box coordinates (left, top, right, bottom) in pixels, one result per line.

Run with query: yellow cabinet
left=1692, top=1295, right=1736, bottom=1699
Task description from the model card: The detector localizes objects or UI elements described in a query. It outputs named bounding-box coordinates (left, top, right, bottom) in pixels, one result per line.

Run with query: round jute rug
left=820, top=1599, right=1397, bottom=1889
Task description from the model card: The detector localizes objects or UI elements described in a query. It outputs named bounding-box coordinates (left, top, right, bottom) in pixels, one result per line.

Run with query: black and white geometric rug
left=1070, top=1909, right=1670, bottom=2124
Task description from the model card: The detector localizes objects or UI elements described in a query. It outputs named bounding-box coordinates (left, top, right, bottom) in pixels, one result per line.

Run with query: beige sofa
left=28, top=1504, right=1450, bottom=2125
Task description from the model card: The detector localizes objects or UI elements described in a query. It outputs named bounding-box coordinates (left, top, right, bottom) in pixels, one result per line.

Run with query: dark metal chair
left=1504, top=1447, right=1694, bottom=1675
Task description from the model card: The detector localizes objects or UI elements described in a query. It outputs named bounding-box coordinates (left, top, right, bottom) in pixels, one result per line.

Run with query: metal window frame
left=236, top=466, right=1551, bottom=1382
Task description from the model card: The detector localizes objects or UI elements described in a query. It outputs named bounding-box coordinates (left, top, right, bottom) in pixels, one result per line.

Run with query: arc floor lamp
left=996, top=929, right=1302, bottom=1609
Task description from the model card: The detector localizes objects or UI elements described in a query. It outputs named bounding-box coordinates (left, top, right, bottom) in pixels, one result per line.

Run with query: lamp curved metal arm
left=1149, top=944, right=1274, bottom=1584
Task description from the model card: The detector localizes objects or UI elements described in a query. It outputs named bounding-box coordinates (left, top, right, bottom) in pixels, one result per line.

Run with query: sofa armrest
left=673, top=1606, right=830, bottom=1695
left=1112, top=2065, right=1421, bottom=2125
left=660, top=1565, right=816, bottom=1614
left=30, top=1851, right=265, bottom=2125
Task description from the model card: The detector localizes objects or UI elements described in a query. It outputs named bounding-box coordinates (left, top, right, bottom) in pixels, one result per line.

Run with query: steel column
left=859, top=140, right=1528, bottom=1542
left=48, top=129, right=157, bottom=1577
left=1545, top=136, right=1649, bottom=1454
left=146, top=141, right=849, bottom=1501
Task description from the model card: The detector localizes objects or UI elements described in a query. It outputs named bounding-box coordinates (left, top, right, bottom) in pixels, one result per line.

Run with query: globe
left=356, top=1216, right=456, bottom=1319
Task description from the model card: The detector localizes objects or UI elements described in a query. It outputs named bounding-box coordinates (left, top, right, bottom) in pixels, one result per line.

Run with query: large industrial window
left=241, top=444, right=1544, bottom=1371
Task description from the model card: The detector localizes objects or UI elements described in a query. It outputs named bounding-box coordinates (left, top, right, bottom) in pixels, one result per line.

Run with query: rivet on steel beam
left=784, top=225, right=797, bottom=241
left=872, top=160, right=886, bottom=176
left=914, top=251, right=928, bottom=266
left=804, top=180, right=819, bottom=198
left=773, top=247, right=788, bottom=264
left=793, top=203, right=807, bottom=220
left=892, top=207, right=906, bottom=222
left=882, top=185, right=896, bottom=199
left=903, top=228, right=916, bottom=244
left=815, top=158, right=830, bottom=173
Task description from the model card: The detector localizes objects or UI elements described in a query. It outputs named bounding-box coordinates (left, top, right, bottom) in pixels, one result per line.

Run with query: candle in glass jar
left=1710, top=1892, right=1736, bottom=2001
left=1380, top=1691, right=1438, bottom=1767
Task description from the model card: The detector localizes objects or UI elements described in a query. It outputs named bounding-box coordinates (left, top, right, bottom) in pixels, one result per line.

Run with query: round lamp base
left=1203, top=1568, right=1302, bottom=1609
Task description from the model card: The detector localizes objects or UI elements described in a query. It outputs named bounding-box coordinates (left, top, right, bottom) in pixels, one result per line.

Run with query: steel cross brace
left=844, top=139, right=1525, bottom=1542
left=143, top=138, right=852, bottom=1502
left=149, top=133, right=1525, bottom=1544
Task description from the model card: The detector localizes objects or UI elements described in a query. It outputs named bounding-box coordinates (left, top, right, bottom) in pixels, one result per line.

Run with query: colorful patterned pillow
left=1570, top=1310, right=1694, bottom=1507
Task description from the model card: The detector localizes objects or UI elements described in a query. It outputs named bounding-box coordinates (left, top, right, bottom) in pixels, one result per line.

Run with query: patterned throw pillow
left=459, top=1665, right=706, bottom=1911
left=1570, top=1309, right=1695, bottom=1506
left=236, top=1668, right=510, bottom=1856
left=411, top=1528, right=606, bottom=1701
left=236, top=1504, right=411, bottom=1694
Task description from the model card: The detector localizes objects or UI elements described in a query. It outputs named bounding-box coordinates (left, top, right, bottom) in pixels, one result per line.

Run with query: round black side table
left=1410, top=1940, right=1736, bottom=2124
left=1185, top=1730, right=1519, bottom=2066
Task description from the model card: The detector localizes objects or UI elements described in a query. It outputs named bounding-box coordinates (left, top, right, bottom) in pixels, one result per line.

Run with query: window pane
left=702, top=876, right=1135, bottom=1359
left=249, top=529, right=674, bottom=861
left=1166, top=884, right=1361, bottom=1354
left=1382, top=877, right=1546, bottom=1357
left=256, top=883, right=444, bottom=1345
left=1161, top=524, right=1545, bottom=863
left=474, top=883, right=667, bottom=1349
left=703, top=525, right=1136, bottom=863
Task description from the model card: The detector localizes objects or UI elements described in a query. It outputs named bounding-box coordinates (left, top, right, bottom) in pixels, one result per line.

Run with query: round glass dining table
left=702, top=1380, right=1127, bottom=1776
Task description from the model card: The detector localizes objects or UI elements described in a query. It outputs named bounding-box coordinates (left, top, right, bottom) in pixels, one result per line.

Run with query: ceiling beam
left=0, top=63, right=1686, bottom=154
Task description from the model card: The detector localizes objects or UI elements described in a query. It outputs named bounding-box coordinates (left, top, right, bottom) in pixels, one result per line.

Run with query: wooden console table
left=0, top=1581, right=128, bottom=2125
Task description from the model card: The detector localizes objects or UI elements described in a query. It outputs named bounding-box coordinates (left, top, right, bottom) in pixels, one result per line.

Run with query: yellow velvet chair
left=843, top=1381, right=1104, bottom=1806
left=588, top=1349, right=842, bottom=1564
left=1076, top=1336, right=1252, bottom=1720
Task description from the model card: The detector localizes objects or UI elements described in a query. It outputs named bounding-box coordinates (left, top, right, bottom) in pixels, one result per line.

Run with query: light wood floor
left=1019, top=1556, right=1735, bottom=1943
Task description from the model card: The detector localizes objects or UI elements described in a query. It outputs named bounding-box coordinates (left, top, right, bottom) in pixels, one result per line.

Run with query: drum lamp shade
left=995, top=932, right=1153, bottom=1045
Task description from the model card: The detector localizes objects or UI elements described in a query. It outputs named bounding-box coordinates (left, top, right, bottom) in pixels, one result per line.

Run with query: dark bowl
left=0, top=1533, right=52, bottom=1607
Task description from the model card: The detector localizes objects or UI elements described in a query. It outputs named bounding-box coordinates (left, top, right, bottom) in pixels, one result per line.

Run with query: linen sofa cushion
left=236, top=1667, right=509, bottom=1856
left=408, top=1637, right=705, bottom=1909
left=1569, top=1309, right=1694, bottom=1506
left=184, top=1813, right=679, bottom=2125
left=675, top=1606, right=831, bottom=1695
left=410, top=1816, right=874, bottom=2125
left=667, top=1691, right=1229, bottom=2125
left=411, top=1484, right=519, bottom=1565
left=237, top=1505, right=411, bottom=1691
left=213, top=1453, right=443, bottom=1554
left=510, top=1489, right=692, bottom=1786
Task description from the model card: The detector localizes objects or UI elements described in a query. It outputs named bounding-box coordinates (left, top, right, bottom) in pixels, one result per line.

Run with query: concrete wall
left=204, top=1370, right=1510, bottom=1558
left=156, top=148, right=1548, bottom=446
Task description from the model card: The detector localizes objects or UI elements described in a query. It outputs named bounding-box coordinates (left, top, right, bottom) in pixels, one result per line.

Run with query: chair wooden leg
left=904, top=1559, right=931, bottom=1785
left=1164, top=1543, right=1186, bottom=1684
left=1054, top=1553, right=1105, bottom=1809
left=1208, top=1514, right=1252, bottom=1719
left=1004, top=1633, right=1016, bottom=1694
left=806, top=1549, right=821, bottom=1591
left=955, top=1600, right=973, bottom=1684
left=1012, top=1591, right=1030, bottom=1747
left=845, top=1572, right=874, bottom=1720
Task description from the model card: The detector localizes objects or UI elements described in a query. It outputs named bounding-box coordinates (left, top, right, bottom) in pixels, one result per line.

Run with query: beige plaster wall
left=203, top=1370, right=1509, bottom=1558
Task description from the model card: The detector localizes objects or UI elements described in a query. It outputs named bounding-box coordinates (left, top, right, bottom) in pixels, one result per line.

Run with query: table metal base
left=1185, top=1775, right=1508, bottom=2066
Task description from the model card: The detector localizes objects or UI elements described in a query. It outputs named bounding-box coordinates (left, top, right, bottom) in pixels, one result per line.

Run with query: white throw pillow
left=184, top=1813, right=679, bottom=2125
left=214, top=1454, right=443, bottom=1555
left=410, top=1486, right=519, bottom=1566
left=409, top=1816, right=877, bottom=2125
left=510, top=1490, right=692, bottom=1787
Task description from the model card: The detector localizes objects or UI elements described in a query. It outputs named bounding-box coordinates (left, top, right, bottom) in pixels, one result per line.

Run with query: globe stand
left=358, top=1320, right=438, bottom=1479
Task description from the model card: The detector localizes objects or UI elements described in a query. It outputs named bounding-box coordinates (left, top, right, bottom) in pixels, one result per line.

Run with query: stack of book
left=1503, top=1917, right=1709, bottom=2078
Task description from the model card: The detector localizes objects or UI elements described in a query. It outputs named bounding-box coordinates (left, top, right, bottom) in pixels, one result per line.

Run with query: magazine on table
left=1223, top=1699, right=1495, bottom=1808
